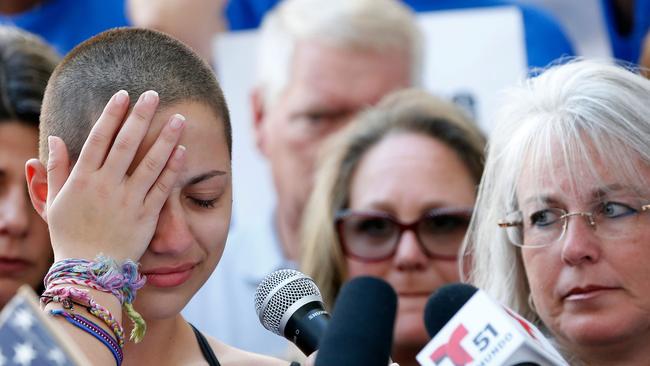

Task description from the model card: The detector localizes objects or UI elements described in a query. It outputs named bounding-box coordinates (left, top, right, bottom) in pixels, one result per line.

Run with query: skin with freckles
left=0, top=121, right=52, bottom=308
left=518, top=150, right=650, bottom=364
left=346, top=132, right=476, bottom=364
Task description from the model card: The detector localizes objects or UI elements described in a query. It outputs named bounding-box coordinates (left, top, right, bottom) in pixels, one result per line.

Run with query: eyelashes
left=188, top=197, right=218, bottom=208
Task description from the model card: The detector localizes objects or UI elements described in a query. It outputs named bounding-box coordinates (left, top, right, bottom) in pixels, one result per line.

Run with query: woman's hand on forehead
left=44, top=90, right=187, bottom=262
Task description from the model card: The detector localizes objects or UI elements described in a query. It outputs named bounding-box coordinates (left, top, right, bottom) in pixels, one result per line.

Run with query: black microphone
left=315, top=276, right=397, bottom=366
left=424, top=282, right=476, bottom=337
left=254, top=269, right=330, bottom=355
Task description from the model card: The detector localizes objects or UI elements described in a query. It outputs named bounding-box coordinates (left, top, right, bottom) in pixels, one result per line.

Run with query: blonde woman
left=301, top=89, right=485, bottom=366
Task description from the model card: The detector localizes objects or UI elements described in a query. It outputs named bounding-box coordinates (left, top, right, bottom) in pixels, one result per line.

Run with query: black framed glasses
left=334, top=207, right=473, bottom=262
left=498, top=201, right=650, bottom=248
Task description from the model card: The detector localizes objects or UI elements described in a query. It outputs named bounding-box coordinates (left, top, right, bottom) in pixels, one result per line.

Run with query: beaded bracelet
left=50, top=309, right=123, bottom=366
left=41, top=286, right=125, bottom=348
left=44, top=256, right=146, bottom=342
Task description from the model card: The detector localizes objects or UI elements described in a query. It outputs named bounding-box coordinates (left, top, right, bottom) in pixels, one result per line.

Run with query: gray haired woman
left=464, top=59, right=650, bottom=365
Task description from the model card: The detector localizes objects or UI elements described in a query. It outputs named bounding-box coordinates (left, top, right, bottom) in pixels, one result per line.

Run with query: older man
left=184, top=0, right=420, bottom=357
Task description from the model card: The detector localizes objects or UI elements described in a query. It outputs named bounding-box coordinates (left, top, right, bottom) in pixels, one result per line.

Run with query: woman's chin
left=556, top=312, right=648, bottom=350
left=134, top=286, right=195, bottom=321
left=394, top=312, right=430, bottom=348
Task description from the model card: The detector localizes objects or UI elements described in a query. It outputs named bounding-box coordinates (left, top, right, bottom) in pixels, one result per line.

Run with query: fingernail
left=115, top=90, right=128, bottom=105
left=170, top=114, right=185, bottom=130
left=48, top=136, right=56, bottom=152
left=143, top=90, right=158, bottom=104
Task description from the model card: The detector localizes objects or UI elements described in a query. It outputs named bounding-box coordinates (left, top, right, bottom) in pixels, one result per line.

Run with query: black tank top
left=190, top=324, right=302, bottom=366
left=191, top=324, right=221, bottom=366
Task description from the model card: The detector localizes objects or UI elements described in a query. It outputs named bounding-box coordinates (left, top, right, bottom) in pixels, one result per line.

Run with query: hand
left=45, top=90, right=186, bottom=262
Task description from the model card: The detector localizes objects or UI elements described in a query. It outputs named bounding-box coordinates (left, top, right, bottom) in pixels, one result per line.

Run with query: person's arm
left=32, top=90, right=186, bottom=364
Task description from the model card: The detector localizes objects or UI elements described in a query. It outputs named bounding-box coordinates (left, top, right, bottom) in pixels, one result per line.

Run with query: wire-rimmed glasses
left=335, top=207, right=473, bottom=262
left=498, top=201, right=650, bottom=248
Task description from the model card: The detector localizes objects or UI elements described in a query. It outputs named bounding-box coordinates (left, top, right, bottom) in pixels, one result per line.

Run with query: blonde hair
left=463, top=59, right=650, bottom=325
left=256, top=0, right=421, bottom=107
left=301, top=89, right=485, bottom=308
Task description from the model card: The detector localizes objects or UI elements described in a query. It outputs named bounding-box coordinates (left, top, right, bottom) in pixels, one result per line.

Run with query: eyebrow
left=184, top=170, right=227, bottom=186
left=591, top=184, right=627, bottom=198
left=523, top=195, right=557, bottom=206
left=523, top=184, right=638, bottom=206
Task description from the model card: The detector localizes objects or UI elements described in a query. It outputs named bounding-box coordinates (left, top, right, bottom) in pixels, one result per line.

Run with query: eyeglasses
left=335, top=207, right=473, bottom=262
left=498, top=201, right=650, bottom=248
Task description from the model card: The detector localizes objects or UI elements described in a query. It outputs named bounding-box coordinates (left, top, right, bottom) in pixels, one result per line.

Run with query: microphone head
left=424, top=283, right=478, bottom=337
left=254, top=269, right=323, bottom=336
left=315, top=276, right=397, bottom=366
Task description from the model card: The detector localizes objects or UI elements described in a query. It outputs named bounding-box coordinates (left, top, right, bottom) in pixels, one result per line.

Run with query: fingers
left=46, top=136, right=71, bottom=205
left=143, top=144, right=186, bottom=212
left=131, top=113, right=186, bottom=197
left=103, top=90, right=160, bottom=179
left=75, top=90, right=130, bottom=172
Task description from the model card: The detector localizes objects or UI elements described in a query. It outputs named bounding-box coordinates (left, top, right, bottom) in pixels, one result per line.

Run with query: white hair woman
left=464, top=59, right=650, bottom=365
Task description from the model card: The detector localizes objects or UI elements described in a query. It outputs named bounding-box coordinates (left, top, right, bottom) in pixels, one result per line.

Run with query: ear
left=25, top=159, right=48, bottom=222
left=250, top=86, right=269, bottom=157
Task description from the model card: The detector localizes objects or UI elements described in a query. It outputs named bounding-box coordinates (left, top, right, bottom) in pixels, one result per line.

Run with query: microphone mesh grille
left=254, top=269, right=322, bottom=335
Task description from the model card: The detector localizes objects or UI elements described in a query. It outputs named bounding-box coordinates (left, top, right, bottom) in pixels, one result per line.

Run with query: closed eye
left=188, top=197, right=218, bottom=209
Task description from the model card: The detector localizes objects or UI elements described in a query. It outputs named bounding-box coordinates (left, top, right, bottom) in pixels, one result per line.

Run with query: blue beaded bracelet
left=50, top=309, right=123, bottom=366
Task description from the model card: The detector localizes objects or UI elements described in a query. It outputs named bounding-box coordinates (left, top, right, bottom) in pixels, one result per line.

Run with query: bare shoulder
left=206, top=336, right=290, bottom=366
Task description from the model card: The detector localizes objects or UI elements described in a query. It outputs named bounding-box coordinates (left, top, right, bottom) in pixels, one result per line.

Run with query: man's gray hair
left=256, top=0, right=421, bottom=106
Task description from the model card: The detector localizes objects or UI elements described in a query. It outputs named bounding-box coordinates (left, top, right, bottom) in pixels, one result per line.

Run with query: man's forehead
left=284, top=46, right=409, bottom=111
left=290, top=40, right=410, bottom=85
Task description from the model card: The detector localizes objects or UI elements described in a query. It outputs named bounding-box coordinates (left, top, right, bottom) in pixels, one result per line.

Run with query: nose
left=149, top=200, right=193, bottom=255
left=560, top=213, right=601, bottom=266
left=393, top=230, right=429, bottom=271
left=0, top=185, right=30, bottom=237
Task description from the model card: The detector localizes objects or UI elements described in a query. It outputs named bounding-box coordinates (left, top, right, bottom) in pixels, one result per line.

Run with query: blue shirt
left=0, top=0, right=129, bottom=57
left=600, top=0, right=650, bottom=63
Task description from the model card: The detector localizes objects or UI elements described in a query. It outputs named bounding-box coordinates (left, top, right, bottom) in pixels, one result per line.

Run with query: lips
left=562, top=285, right=619, bottom=301
left=141, top=262, right=198, bottom=288
left=0, top=257, right=31, bottom=275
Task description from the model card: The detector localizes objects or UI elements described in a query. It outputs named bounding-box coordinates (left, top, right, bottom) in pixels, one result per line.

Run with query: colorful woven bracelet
left=41, top=287, right=125, bottom=348
left=45, top=257, right=145, bottom=304
left=44, top=256, right=146, bottom=342
left=50, top=309, right=123, bottom=366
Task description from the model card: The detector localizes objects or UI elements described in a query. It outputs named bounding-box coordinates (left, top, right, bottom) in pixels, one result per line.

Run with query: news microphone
left=254, top=269, right=330, bottom=355
left=315, top=276, right=397, bottom=366
left=417, top=283, right=569, bottom=366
